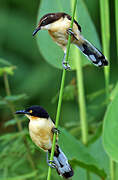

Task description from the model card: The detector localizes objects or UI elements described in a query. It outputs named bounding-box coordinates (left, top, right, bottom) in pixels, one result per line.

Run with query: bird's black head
left=32, top=12, right=67, bottom=36
left=16, top=105, right=49, bottom=119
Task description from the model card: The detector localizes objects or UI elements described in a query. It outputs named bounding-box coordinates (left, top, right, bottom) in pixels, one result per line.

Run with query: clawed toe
left=67, top=28, right=78, bottom=40
left=63, top=61, right=71, bottom=70
left=47, top=160, right=56, bottom=168
left=67, top=28, right=74, bottom=36
left=52, top=127, right=60, bottom=134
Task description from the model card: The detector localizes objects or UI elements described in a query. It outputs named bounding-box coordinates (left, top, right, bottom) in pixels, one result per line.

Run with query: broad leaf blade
left=103, top=84, right=118, bottom=162
left=59, top=128, right=107, bottom=178
left=5, top=94, right=27, bottom=102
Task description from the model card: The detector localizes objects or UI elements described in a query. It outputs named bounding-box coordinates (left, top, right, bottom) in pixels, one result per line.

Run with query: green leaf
left=5, top=94, right=28, bottom=102
left=0, top=131, right=27, bottom=142
left=0, top=98, right=7, bottom=105
left=0, top=58, right=12, bottom=66
left=2, top=171, right=37, bottom=180
left=103, top=84, right=118, bottom=162
left=88, top=122, right=103, bottom=145
left=36, top=0, right=101, bottom=69
left=4, top=117, right=26, bottom=127
left=52, top=84, right=76, bottom=103
left=4, top=119, right=17, bottom=127
left=0, top=66, right=16, bottom=76
left=59, top=128, right=107, bottom=178
left=110, top=82, right=118, bottom=101
left=88, top=137, right=109, bottom=179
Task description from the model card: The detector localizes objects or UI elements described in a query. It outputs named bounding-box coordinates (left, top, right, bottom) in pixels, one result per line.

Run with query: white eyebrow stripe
left=42, top=16, right=48, bottom=21
left=41, top=15, right=54, bottom=22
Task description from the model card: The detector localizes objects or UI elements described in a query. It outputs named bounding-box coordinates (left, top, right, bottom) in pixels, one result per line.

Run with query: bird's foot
left=67, top=28, right=74, bottom=36
left=62, top=61, right=71, bottom=70
left=67, top=28, right=78, bottom=40
left=47, top=160, right=56, bottom=168
left=52, top=127, right=60, bottom=135
left=46, top=152, right=56, bottom=168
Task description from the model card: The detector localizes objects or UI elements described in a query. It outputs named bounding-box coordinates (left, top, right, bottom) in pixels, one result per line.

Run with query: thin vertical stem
left=75, top=50, right=88, bottom=144
left=110, top=159, right=115, bottom=180
left=74, top=26, right=89, bottom=180
left=115, top=0, right=118, bottom=57
left=71, top=0, right=88, bottom=146
left=46, top=70, right=66, bottom=180
left=70, top=1, right=88, bottom=178
left=47, top=1, right=77, bottom=180
left=4, top=72, right=11, bottom=96
left=99, top=0, right=114, bottom=180
left=3, top=72, right=36, bottom=171
left=100, top=0, right=110, bottom=100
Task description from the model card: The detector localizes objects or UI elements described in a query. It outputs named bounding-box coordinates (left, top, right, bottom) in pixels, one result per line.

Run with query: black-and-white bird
left=33, top=12, right=108, bottom=69
left=16, top=105, right=74, bottom=179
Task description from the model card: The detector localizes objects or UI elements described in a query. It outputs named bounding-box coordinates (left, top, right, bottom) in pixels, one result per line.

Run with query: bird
left=16, top=105, right=74, bottom=179
left=33, top=12, right=108, bottom=70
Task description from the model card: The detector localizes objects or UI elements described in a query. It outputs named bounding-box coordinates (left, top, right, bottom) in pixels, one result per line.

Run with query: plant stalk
left=3, top=72, right=36, bottom=171
left=110, top=159, right=115, bottom=180
left=75, top=49, right=88, bottom=144
left=100, top=0, right=110, bottom=100
left=99, top=0, right=114, bottom=180
left=115, top=0, right=118, bottom=57
left=47, top=0, right=77, bottom=179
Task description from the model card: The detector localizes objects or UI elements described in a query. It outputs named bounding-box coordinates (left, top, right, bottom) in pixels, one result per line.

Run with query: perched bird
left=16, top=105, right=73, bottom=179
left=33, top=12, right=108, bottom=69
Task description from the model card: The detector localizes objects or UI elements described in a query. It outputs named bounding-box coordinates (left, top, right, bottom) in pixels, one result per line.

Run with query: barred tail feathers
left=52, top=145, right=74, bottom=179
left=76, top=38, right=108, bottom=67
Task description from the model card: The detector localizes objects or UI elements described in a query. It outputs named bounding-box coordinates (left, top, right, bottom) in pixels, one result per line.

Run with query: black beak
left=32, top=27, right=41, bottom=36
left=15, top=110, right=30, bottom=115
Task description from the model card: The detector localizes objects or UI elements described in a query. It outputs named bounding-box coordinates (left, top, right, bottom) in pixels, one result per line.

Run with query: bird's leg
left=51, top=127, right=60, bottom=135
left=46, top=151, right=56, bottom=168
left=67, top=28, right=78, bottom=41
left=62, top=50, right=71, bottom=70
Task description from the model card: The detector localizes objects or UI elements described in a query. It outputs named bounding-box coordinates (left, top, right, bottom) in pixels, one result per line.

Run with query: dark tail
left=76, top=38, right=108, bottom=67
left=50, top=145, right=74, bottom=179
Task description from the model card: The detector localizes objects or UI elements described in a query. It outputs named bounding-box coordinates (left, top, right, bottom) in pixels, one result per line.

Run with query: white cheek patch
left=89, top=55, right=96, bottom=62
left=41, top=24, right=51, bottom=30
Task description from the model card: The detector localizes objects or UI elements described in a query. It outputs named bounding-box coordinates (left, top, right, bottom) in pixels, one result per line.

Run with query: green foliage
left=1, top=171, right=38, bottom=180
left=0, top=0, right=117, bottom=180
left=52, top=82, right=76, bottom=103
left=103, top=84, right=118, bottom=162
left=59, top=128, right=107, bottom=178
left=0, top=66, right=16, bottom=76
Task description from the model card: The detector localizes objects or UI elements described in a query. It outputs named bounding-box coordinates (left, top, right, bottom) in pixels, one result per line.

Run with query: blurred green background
left=0, top=0, right=118, bottom=180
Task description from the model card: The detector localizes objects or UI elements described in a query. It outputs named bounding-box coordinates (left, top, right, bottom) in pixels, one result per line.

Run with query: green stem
left=3, top=72, right=36, bottom=171
left=71, top=1, right=88, bottom=178
left=71, top=0, right=88, bottom=146
left=99, top=1, right=114, bottom=180
left=46, top=70, right=66, bottom=180
left=86, top=170, right=91, bottom=180
left=76, top=51, right=90, bottom=179
left=75, top=50, right=88, bottom=144
left=110, top=159, right=115, bottom=180
left=99, top=0, right=110, bottom=100
left=115, top=0, right=118, bottom=57
left=47, top=1, right=77, bottom=180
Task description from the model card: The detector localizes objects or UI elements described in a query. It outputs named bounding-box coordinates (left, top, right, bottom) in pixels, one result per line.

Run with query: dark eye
left=41, top=17, right=55, bottom=27
left=41, top=20, right=46, bottom=26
